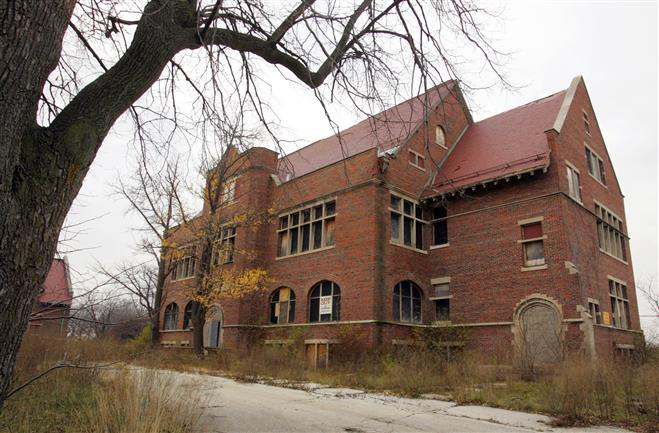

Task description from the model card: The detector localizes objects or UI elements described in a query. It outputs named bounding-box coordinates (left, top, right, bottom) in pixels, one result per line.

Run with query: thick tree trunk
left=0, top=0, right=199, bottom=407
left=150, top=259, right=167, bottom=348
left=191, top=302, right=206, bottom=357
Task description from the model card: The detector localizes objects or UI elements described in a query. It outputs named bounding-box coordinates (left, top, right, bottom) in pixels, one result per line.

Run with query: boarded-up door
left=519, top=303, right=561, bottom=365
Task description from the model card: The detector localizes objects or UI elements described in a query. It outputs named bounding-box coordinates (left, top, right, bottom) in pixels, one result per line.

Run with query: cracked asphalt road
left=166, top=371, right=632, bottom=433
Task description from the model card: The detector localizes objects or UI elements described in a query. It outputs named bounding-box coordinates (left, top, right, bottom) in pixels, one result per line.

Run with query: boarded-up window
left=270, top=287, right=296, bottom=325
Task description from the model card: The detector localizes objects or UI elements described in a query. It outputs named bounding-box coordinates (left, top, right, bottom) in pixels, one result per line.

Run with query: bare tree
left=0, top=0, right=504, bottom=407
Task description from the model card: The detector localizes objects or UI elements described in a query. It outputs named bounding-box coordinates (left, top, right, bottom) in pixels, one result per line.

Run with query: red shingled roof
left=40, top=258, right=72, bottom=306
left=432, top=90, right=566, bottom=194
left=278, top=81, right=455, bottom=180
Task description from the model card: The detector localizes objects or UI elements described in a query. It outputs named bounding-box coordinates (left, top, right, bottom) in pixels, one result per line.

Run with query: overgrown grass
left=0, top=332, right=200, bottom=433
left=136, top=340, right=659, bottom=432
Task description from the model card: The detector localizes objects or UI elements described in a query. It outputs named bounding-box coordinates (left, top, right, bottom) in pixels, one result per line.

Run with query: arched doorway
left=203, top=305, right=224, bottom=349
left=515, top=297, right=562, bottom=368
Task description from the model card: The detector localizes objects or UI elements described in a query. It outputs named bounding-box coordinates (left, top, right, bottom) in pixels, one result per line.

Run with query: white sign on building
left=319, top=295, right=333, bottom=316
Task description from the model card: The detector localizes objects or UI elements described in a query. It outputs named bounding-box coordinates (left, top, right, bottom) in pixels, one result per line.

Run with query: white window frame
left=276, top=198, right=336, bottom=259
left=587, top=298, right=601, bottom=325
left=408, top=149, right=426, bottom=171
left=518, top=217, right=547, bottom=269
left=565, top=161, right=582, bottom=203
left=389, top=192, right=426, bottom=252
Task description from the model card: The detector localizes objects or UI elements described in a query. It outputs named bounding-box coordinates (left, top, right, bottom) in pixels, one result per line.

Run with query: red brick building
left=29, top=257, right=73, bottom=334
left=160, top=76, right=642, bottom=365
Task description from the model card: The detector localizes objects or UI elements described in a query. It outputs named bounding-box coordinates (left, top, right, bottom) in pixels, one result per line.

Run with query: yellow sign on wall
left=602, top=311, right=611, bottom=326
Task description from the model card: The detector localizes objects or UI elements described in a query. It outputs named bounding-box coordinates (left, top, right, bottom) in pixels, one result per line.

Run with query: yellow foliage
left=191, top=268, right=271, bottom=308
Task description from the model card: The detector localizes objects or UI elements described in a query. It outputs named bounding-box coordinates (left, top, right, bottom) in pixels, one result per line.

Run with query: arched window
left=163, top=303, right=179, bottom=330
left=183, top=301, right=194, bottom=329
left=309, top=281, right=341, bottom=322
left=270, top=288, right=296, bottom=324
left=435, top=125, right=446, bottom=147
left=393, top=281, right=422, bottom=323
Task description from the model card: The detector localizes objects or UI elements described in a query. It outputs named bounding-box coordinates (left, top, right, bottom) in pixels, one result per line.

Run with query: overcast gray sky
left=64, top=1, right=658, bottom=334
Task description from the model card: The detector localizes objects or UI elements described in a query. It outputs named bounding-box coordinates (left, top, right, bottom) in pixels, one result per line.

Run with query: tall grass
left=0, top=332, right=200, bottom=433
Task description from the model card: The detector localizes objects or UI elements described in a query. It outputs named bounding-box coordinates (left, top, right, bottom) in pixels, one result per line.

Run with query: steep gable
left=278, top=81, right=456, bottom=181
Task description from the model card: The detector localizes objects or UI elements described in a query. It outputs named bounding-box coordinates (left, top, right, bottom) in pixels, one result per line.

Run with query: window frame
left=163, top=303, right=179, bottom=330
left=276, top=199, right=336, bottom=259
left=594, top=201, right=628, bottom=263
left=309, top=281, right=341, bottom=323
left=269, top=287, right=296, bottom=325
left=582, top=110, right=591, bottom=136
left=183, top=301, right=194, bottom=329
left=393, top=281, right=423, bottom=324
left=389, top=192, right=426, bottom=252
left=212, top=225, right=237, bottom=265
left=430, top=277, right=451, bottom=322
left=408, top=149, right=426, bottom=171
left=608, top=277, right=630, bottom=329
left=588, top=298, right=602, bottom=325
left=171, top=245, right=197, bottom=281
left=565, top=161, right=582, bottom=203
left=221, top=176, right=237, bottom=205
left=518, top=217, right=547, bottom=270
left=584, top=144, right=606, bottom=186
left=430, top=205, right=448, bottom=247
left=435, top=125, right=447, bottom=148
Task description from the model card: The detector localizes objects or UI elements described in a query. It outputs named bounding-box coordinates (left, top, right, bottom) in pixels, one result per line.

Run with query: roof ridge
left=473, top=89, right=567, bottom=125
left=278, top=80, right=455, bottom=163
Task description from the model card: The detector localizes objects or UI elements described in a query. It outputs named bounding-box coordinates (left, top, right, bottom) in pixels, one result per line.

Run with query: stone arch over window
left=393, top=280, right=423, bottom=323
left=203, top=304, right=224, bottom=348
left=513, top=296, right=563, bottom=369
left=309, top=281, right=340, bottom=322
left=183, top=301, right=194, bottom=329
left=270, top=287, right=296, bottom=324
left=163, top=302, right=178, bottom=330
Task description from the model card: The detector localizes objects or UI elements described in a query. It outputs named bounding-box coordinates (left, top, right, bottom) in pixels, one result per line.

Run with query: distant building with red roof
left=160, top=76, right=641, bottom=366
left=29, top=257, right=73, bottom=334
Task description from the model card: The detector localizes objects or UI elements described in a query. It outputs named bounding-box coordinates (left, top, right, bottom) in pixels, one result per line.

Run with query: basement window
left=520, top=222, right=545, bottom=267
left=408, top=149, right=425, bottom=170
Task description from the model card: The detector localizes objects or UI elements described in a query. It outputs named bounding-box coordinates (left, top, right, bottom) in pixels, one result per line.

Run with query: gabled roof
left=431, top=89, right=567, bottom=194
left=40, top=258, right=73, bottom=306
left=278, top=81, right=455, bottom=180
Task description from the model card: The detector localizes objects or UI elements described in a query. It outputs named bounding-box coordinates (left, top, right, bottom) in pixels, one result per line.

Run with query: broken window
left=595, top=203, right=627, bottom=261
left=520, top=222, right=545, bottom=267
left=390, top=194, right=424, bottom=250
left=393, top=281, right=422, bottom=323
left=277, top=200, right=336, bottom=257
left=431, top=205, right=448, bottom=246
left=566, top=163, right=582, bottom=202
left=609, top=279, right=630, bottom=329
left=309, top=280, right=340, bottom=322
left=270, top=287, right=296, bottom=324
left=163, top=303, right=178, bottom=330
left=172, top=246, right=196, bottom=280
left=183, top=301, right=194, bottom=329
